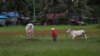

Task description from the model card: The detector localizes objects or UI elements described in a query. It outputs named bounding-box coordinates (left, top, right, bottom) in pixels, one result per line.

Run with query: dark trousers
left=53, top=37, right=57, bottom=42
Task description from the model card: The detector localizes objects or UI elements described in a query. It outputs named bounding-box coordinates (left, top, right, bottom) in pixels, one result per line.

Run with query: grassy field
left=0, top=24, right=99, bottom=32
left=0, top=24, right=100, bottom=56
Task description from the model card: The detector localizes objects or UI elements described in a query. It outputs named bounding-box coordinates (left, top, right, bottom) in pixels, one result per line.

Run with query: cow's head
left=66, top=29, right=72, bottom=33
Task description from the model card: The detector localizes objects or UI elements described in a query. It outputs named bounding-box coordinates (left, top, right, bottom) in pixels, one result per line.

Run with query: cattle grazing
left=25, top=23, right=34, bottom=39
left=66, top=29, right=87, bottom=39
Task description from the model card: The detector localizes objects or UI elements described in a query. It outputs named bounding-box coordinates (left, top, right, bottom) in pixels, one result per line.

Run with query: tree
left=87, top=0, right=100, bottom=25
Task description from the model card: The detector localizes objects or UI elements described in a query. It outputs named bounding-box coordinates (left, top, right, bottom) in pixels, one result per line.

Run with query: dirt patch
left=0, top=30, right=100, bottom=37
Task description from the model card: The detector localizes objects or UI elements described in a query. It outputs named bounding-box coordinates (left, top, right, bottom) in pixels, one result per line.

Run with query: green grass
left=0, top=36, right=100, bottom=56
left=0, top=24, right=100, bottom=32
left=0, top=24, right=100, bottom=56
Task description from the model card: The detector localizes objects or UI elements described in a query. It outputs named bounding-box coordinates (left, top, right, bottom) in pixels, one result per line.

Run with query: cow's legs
left=72, top=36, right=76, bottom=39
left=84, top=34, right=87, bottom=39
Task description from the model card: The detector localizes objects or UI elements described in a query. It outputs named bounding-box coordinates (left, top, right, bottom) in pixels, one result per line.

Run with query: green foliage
left=0, top=0, right=100, bottom=24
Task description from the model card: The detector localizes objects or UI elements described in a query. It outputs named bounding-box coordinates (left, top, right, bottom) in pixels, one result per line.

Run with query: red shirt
left=51, top=30, right=58, bottom=38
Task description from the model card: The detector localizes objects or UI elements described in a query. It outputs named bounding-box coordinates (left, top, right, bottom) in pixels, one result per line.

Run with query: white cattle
left=66, top=29, right=87, bottom=39
left=25, top=23, right=34, bottom=39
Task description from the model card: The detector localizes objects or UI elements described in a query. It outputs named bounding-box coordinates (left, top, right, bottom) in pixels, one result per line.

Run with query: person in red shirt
left=51, top=27, right=58, bottom=42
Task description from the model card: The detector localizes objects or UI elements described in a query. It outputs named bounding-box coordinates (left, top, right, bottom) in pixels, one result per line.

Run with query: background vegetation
left=0, top=0, right=100, bottom=19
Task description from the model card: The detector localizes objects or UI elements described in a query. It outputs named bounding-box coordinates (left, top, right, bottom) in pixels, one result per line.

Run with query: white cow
left=66, top=29, right=87, bottom=39
left=25, top=23, right=34, bottom=39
